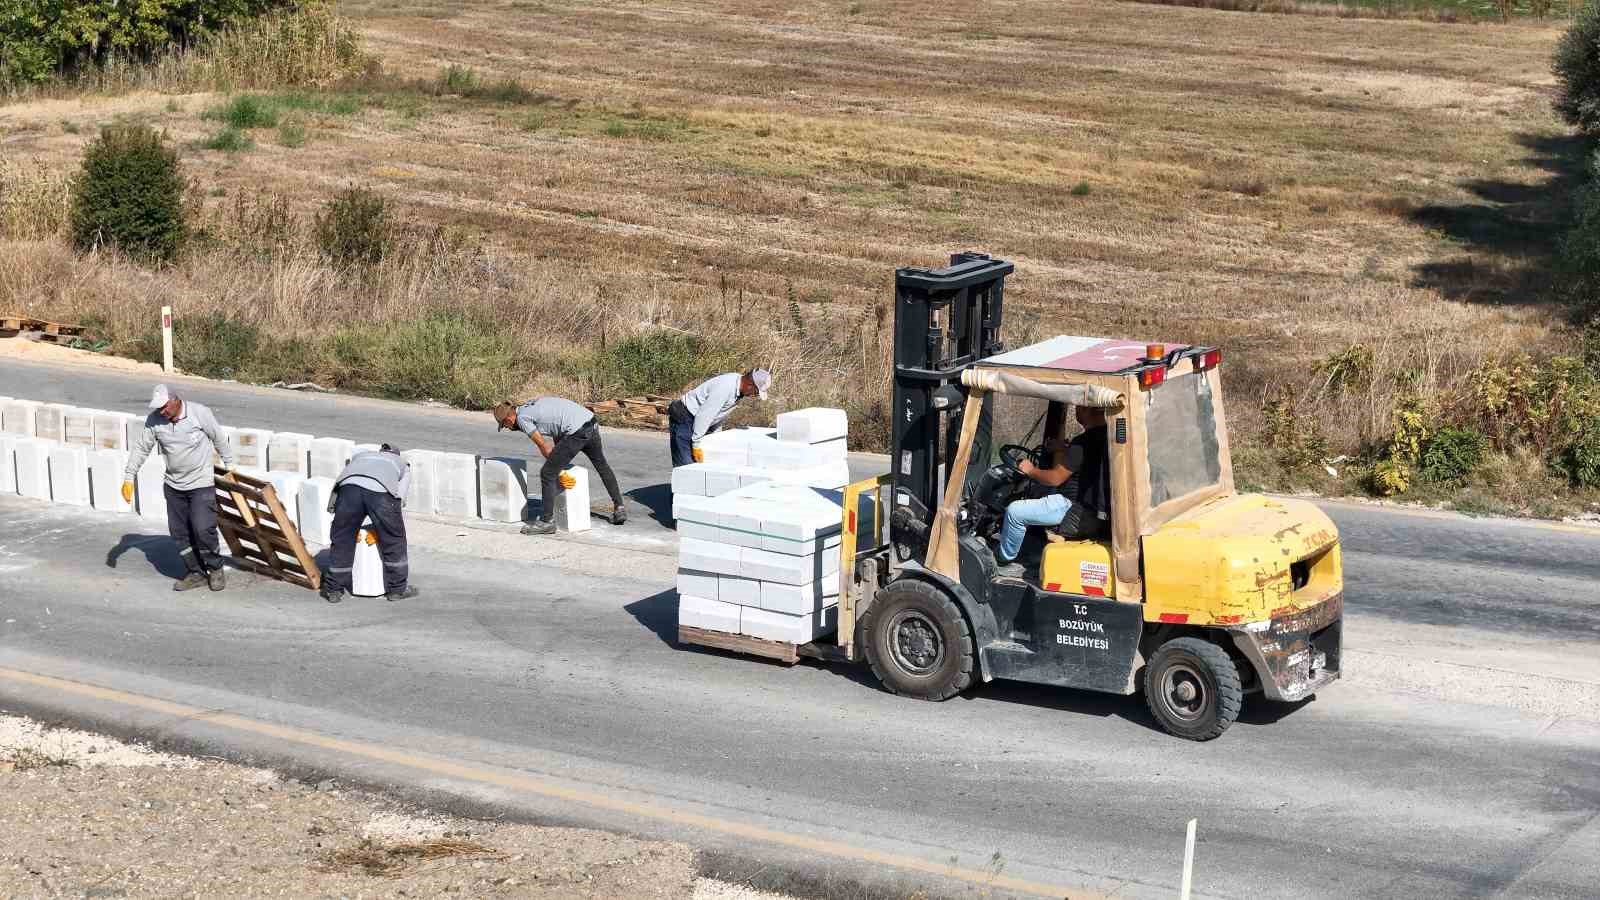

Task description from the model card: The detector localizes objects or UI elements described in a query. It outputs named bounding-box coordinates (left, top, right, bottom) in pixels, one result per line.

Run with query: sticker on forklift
left=1079, top=561, right=1109, bottom=596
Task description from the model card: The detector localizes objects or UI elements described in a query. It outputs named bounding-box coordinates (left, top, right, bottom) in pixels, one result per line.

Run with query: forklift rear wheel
left=863, top=579, right=974, bottom=701
left=1143, top=637, right=1243, bottom=741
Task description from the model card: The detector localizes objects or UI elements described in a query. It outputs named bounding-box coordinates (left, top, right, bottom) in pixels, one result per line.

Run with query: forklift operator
left=996, top=405, right=1110, bottom=576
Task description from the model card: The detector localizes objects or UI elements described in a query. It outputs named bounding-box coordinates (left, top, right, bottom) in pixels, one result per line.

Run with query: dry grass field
left=0, top=0, right=1584, bottom=502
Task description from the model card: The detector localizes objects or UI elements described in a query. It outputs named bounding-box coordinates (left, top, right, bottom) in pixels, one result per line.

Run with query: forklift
left=812, top=253, right=1345, bottom=741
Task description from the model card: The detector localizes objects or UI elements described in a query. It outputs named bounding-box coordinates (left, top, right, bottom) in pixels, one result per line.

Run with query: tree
left=70, top=123, right=188, bottom=263
left=1554, top=2, right=1600, bottom=134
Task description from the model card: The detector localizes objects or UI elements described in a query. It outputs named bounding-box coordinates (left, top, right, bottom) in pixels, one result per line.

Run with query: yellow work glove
left=691, top=447, right=704, bottom=463
left=363, top=530, right=378, bottom=546
left=559, top=472, right=576, bottom=490
left=120, top=481, right=135, bottom=504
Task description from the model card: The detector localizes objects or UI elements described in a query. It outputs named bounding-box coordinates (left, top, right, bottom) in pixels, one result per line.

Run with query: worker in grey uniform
left=321, top=444, right=417, bottom=604
left=668, top=368, right=771, bottom=467
left=492, top=396, right=627, bottom=534
left=119, top=384, right=234, bottom=592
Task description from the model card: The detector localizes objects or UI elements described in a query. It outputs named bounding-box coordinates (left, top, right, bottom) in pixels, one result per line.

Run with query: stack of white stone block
left=675, top=408, right=853, bottom=645
left=676, top=481, right=845, bottom=644
left=670, top=409, right=850, bottom=521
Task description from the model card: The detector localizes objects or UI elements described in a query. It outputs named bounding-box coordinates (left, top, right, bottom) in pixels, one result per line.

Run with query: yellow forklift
left=819, top=253, right=1343, bottom=741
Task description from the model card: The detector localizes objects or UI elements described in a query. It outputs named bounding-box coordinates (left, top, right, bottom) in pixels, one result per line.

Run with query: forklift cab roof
left=978, top=335, right=1191, bottom=376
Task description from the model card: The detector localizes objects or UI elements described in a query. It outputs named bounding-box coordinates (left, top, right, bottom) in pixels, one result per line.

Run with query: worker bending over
left=669, top=368, right=772, bottom=466
left=322, top=444, right=417, bottom=605
left=120, top=385, right=234, bottom=592
left=493, top=397, right=627, bottom=534
left=995, top=405, right=1112, bottom=578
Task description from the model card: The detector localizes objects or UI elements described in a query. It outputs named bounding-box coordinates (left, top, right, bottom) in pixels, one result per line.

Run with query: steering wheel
left=998, top=443, right=1042, bottom=478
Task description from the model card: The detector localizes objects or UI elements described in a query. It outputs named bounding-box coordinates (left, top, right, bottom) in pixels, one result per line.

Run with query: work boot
left=207, top=568, right=226, bottom=592
left=321, top=589, right=346, bottom=605
left=521, top=519, right=557, bottom=535
left=173, top=572, right=207, bottom=592
left=610, top=504, right=627, bottom=526
left=995, top=561, right=1027, bottom=580
left=385, top=585, right=420, bottom=603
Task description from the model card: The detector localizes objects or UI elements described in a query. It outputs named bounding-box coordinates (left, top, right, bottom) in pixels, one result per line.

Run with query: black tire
left=1143, top=637, right=1243, bottom=741
left=862, top=579, right=975, bottom=701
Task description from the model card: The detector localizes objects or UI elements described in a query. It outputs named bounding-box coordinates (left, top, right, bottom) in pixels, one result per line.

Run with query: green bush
left=70, top=123, right=188, bottom=262
left=1555, top=422, right=1600, bottom=487
left=315, top=186, right=392, bottom=267
left=130, top=313, right=261, bottom=379
left=205, top=93, right=279, bottom=128
left=201, top=126, right=255, bottom=152
left=1558, top=162, right=1600, bottom=315
left=585, top=331, right=740, bottom=396
left=1554, top=2, right=1600, bottom=134
left=1419, top=426, right=1488, bottom=484
left=370, top=312, right=521, bottom=408
left=1, top=0, right=296, bottom=86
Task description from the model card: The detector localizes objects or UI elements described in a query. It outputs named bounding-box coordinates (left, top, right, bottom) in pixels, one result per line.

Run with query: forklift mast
left=889, top=252, right=1013, bottom=553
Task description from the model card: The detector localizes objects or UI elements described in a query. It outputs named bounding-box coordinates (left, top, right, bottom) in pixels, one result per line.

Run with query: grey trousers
left=163, top=484, right=222, bottom=574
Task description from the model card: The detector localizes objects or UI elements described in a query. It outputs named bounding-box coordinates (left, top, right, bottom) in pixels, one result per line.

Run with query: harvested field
left=0, top=1, right=1581, bottom=501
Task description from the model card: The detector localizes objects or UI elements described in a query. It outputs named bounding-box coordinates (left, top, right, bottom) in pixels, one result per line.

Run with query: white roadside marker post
left=1181, top=818, right=1197, bottom=900
left=160, top=306, right=174, bottom=374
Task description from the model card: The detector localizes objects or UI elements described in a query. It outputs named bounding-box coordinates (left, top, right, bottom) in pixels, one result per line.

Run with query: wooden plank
left=678, top=626, right=799, bottom=665
left=260, top=482, right=320, bottom=591
left=212, top=466, right=322, bottom=592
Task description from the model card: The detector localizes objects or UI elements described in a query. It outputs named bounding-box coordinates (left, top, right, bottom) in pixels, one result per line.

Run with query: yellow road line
left=0, top=666, right=1102, bottom=899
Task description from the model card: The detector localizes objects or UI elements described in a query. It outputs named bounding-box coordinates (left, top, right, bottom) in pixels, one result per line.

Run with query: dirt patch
left=0, top=713, right=782, bottom=899
left=0, top=335, right=171, bottom=375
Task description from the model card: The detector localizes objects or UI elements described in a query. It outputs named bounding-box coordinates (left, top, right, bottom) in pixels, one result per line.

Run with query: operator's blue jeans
left=998, top=494, right=1071, bottom=562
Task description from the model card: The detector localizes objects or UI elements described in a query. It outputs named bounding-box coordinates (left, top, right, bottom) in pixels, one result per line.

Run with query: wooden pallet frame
left=678, top=626, right=799, bottom=665
left=0, top=314, right=86, bottom=337
left=212, top=467, right=321, bottom=591
left=586, top=395, right=674, bottom=429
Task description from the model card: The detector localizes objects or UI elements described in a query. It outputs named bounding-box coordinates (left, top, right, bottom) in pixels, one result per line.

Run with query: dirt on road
left=0, top=714, right=784, bottom=900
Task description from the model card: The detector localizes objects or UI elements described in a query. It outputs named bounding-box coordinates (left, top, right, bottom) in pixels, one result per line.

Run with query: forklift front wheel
left=1143, top=637, right=1243, bottom=741
left=863, top=579, right=975, bottom=701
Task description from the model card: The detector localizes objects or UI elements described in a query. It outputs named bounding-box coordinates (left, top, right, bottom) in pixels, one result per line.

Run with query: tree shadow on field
left=1406, top=132, right=1589, bottom=308
left=105, top=534, right=188, bottom=579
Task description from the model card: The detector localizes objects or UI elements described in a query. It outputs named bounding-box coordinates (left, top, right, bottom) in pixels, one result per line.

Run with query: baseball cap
left=750, top=368, right=772, bottom=401
left=148, top=384, right=173, bottom=410
left=492, top=401, right=516, bottom=430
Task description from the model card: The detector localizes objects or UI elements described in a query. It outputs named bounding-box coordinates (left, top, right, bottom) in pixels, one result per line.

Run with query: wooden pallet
left=587, top=395, right=674, bottom=429
left=212, top=467, right=322, bottom=592
left=678, top=625, right=799, bottom=665
left=0, top=314, right=85, bottom=338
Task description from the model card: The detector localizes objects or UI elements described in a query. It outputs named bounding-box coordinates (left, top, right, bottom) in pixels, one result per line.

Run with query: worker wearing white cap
left=121, top=385, right=235, bottom=592
left=668, top=368, right=771, bottom=468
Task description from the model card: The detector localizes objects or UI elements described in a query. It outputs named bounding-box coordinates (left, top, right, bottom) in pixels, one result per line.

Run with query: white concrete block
left=34, top=405, right=66, bottom=443
left=47, top=444, right=90, bottom=506
left=698, top=428, right=776, bottom=467
left=748, top=440, right=828, bottom=469
left=231, top=428, right=273, bottom=470
left=811, top=436, right=848, bottom=459
left=737, top=465, right=774, bottom=488
left=136, top=453, right=166, bottom=521
left=351, top=530, right=386, bottom=597
left=211, top=425, right=237, bottom=465
left=715, top=499, right=766, bottom=549
left=479, top=457, right=527, bottom=523
left=675, top=519, right=722, bottom=543
left=760, top=578, right=840, bottom=615
left=62, top=407, right=97, bottom=446
left=310, top=437, right=355, bottom=479
left=14, top=438, right=50, bottom=499
left=718, top=574, right=761, bottom=608
left=739, top=545, right=839, bottom=585
left=676, top=568, right=720, bottom=602
left=92, top=412, right=133, bottom=451
left=88, top=449, right=132, bottom=513
left=726, top=481, right=844, bottom=542
left=264, top=472, right=305, bottom=527
left=0, top=435, right=17, bottom=494
left=1, top=399, right=41, bottom=436
left=672, top=492, right=717, bottom=522
left=436, top=452, right=479, bottom=519
left=401, top=449, right=440, bottom=514
left=298, top=477, right=337, bottom=545
left=678, top=537, right=743, bottom=577
left=267, top=432, right=311, bottom=476
left=704, top=466, right=743, bottom=497
left=555, top=465, right=591, bottom=533
left=761, top=531, right=842, bottom=555
left=777, top=407, right=848, bottom=444
left=670, top=464, right=708, bottom=497
left=741, top=604, right=837, bottom=644
left=678, top=593, right=741, bottom=634
left=353, top=443, right=381, bottom=454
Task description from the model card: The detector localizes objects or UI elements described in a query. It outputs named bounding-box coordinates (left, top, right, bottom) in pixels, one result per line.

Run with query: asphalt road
left=2, top=357, right=1598, bottom=899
